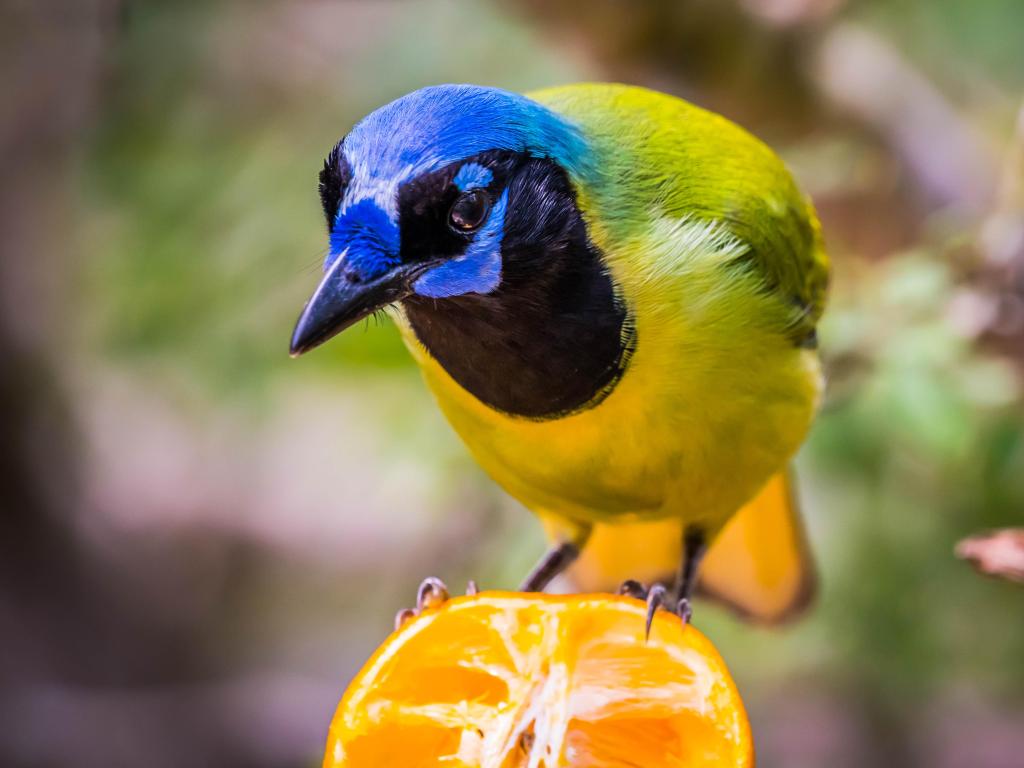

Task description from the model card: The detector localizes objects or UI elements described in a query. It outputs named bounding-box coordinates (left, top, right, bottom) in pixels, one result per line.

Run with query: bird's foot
left=617, top=580, right=693, bottom=640
left=394, top=577, right=478, bottom=631
left=617, top=579, right=647, bottom=600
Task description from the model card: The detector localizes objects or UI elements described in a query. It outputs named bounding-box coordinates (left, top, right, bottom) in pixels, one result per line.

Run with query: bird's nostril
left=344, top=270, right=362, bottom=285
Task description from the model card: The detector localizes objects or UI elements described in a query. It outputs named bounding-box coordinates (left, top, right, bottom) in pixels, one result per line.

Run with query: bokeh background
left=3, top=1, right=1024, bottom=766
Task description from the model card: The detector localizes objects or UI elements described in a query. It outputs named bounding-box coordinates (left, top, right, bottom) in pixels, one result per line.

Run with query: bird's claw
left=394, top=577, right=479, bottom=631
left=644, top=584, right=668, bottom=640
left=617, top=580, right=694, bottom=639
left=416, top=576, right=450, bottom=612
left=393, top=607, right=416, bottom=630
left=677, top=597, right=693, bottom=625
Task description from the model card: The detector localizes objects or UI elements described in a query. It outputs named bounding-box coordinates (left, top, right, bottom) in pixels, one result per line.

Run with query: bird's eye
left=448, top=189, right=490, bottom=233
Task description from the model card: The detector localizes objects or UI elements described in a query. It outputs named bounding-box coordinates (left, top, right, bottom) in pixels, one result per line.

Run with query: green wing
left=532, top=83, right=829, bottom=344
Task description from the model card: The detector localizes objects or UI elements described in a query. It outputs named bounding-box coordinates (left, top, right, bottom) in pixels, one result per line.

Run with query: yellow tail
left=555, top=469, right=816, bottom=624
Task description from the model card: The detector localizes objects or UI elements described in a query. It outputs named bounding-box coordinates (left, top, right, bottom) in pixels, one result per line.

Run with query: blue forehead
left=342, top=84, right=591, bottom=186
left=327, top=85, right=591, bottom=296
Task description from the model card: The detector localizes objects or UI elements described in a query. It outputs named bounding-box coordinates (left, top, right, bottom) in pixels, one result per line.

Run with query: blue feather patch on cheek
left=453, top=162, right=493, bottom=191
left=413, top=189, right=507, bottom=298
left=327, top=198, right=401, bottom=281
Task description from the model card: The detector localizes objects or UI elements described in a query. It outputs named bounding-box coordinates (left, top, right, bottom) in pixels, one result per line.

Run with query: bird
left=290, top=83, right=829, bottom=626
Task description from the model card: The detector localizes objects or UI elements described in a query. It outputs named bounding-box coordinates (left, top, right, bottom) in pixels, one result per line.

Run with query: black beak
left=289, top=256, right=415, bottom=357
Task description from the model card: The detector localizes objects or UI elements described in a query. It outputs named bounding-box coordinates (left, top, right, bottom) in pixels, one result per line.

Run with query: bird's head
left=289, top=84, right=594, bottom=357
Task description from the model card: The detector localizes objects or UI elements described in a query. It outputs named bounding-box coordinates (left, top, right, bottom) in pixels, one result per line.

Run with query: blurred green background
left=2, top=1, right=1023, bottom=766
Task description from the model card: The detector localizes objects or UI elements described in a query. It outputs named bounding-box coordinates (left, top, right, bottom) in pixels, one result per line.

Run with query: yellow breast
left=396, top=214, right=823, bottom=536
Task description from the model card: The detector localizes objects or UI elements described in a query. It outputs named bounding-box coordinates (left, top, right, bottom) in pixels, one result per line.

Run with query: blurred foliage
left=4, top=0, right=1024, bottom=767
left=855, top=0, right=1024, bottom=90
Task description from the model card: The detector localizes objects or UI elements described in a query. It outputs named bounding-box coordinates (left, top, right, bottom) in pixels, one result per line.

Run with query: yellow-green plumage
left=395, top=84, right=828, bottom=552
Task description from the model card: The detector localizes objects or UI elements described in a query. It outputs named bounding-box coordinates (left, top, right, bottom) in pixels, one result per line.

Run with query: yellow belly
left=395, top=217, right=824, bottom=538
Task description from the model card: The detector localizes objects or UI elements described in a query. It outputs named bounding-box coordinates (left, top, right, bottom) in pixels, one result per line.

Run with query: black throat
left=402, top=156, right=634, bottom=420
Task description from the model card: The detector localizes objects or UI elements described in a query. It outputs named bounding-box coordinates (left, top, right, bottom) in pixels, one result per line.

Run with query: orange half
left=324, top=592, right=754, bottom=767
